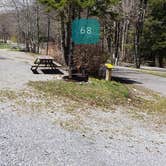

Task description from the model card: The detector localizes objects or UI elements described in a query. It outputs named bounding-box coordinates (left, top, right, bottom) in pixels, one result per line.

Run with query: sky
left=0, top=0, right=35, bottom=13
left=0, top=0, right=14, bottom=13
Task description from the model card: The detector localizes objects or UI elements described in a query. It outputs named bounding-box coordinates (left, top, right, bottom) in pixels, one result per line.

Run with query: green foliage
left=39, top=0, right=96, bottom=9
left=89, top=0, right=120, bottom=17
left=39, top=0, right=120, bottom=13
left=142, top=0, right=166, bottom=56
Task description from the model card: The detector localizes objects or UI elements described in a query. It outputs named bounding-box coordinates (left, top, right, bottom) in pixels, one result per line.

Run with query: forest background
left=0, top=0, right=165, bottom=75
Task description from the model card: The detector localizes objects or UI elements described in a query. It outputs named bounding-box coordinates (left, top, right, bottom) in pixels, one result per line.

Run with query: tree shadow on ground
left=112, top=76, right=142, bottom=84
left=0, top=57, right=7, bottom=60
left=63, top=74, right=89, bottom=82
left=31, top=69, right=63, bottom=75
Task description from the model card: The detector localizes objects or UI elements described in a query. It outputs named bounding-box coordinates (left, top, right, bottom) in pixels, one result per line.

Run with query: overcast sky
left=0, top=0, right=14, bottom=13
left=0, top=0, right=35, bottom=13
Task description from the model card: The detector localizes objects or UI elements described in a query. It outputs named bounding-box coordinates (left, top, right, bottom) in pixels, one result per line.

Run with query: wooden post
left=106, top=68, right=112, bottom=81
left=105, top=64, right=113, bottom=81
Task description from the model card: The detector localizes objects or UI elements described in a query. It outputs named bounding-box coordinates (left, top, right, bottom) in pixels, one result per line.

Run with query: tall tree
left=39, top=0, right=95, bottom=64
left=133, top=0, right=148, bottom=68
left=142, top=0, right=166, bottom=67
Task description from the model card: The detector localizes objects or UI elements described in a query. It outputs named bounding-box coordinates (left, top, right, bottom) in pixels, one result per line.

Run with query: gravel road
left=112, top=66, right=166, bottom=96
left=0, top=49, right=166, bottom=166
left=0, top=49, right=63, bottom=90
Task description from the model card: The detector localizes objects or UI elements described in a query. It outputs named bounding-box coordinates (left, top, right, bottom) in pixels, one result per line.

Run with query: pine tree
left=142, top=0, right=166, bottom=67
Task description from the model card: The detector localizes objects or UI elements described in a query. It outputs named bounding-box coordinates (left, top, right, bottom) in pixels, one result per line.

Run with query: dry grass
left=0, top=90, right=18, bottom=101
left=129, top=67, right=166, bottom=78
left=127, top=85, right=166, bottom=115
left=28, top=78, right=166, bottom=114
left=1, top=79, right=165, bottom=132
left=139, top=69, right=166, bottom=78
left=28, top=78, right=130, bottom=108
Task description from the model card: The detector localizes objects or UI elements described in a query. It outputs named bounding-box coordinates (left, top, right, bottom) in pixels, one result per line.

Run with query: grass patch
left=0, top=43, right=22, bottom=51
left=143, top=98, right=166, bottom=114
left=0, top=43, right=20, bottom=51
left=129, top=67, right=166, bottom=78
left=127, top=85, right=166, bottom=115
left=28, top=78, right=130, bottom=108
left=0, top=90, right=18, bottom=100
left=0, top=43, right=12, bottom=49
left=141, top=70, right=166, bottom=78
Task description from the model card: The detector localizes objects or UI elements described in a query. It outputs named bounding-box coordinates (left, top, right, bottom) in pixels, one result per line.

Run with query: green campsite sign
left=72, top=18, right=100, bottom=44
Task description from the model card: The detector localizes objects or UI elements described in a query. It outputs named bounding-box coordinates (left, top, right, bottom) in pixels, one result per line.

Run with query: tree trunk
left=134, top=24, right=141, bottom=68
left=60, top=12, right=68, bottom=64
left=46, top=15, right=50, bottom=55
left=159, top=55, right=164, bottom=68
left=114, top=21, right=120, bottom=65
left=36, top=4, right=40, bottom=54
left=134, top=0, right=148, bottom=68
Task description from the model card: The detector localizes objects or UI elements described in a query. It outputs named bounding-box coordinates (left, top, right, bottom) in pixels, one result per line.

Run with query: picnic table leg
left=31, top=64, right=39, bottom=70
left=31, top=58, right=40, bottom=71
left=49, top=60, right=55, bottom=70
left=45, top=60, right=48, bottom=67
left=35, top=62, right=40, bottom=70
left=52, top=62, right=57, bottom=70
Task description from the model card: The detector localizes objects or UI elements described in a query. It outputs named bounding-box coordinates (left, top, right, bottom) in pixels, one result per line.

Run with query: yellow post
left=105, top=64, right=113, bottom=81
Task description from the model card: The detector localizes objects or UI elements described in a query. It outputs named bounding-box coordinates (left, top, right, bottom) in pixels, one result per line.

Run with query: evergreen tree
left=142, top=0, right=166, bottom=67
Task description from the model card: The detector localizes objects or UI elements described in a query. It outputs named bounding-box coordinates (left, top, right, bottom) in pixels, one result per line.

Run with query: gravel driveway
left=112, top=66, right=166, bottom=96
left=0, top=49, right=166, bottom=166
left=0, top=49, right=64, bottom=90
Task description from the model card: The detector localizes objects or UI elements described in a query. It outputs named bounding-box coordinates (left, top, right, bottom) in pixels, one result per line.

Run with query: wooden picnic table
left=31, top=56, right=57, bottom=71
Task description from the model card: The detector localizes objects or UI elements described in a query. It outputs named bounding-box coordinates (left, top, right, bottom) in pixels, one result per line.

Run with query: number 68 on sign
left=80, top=27, right=92, bottom=35
left=72, top=19, right=100, bottom=44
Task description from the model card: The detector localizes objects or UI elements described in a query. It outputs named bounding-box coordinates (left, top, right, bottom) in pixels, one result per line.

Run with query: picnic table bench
left=31, top=56, right=57, bottom=71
